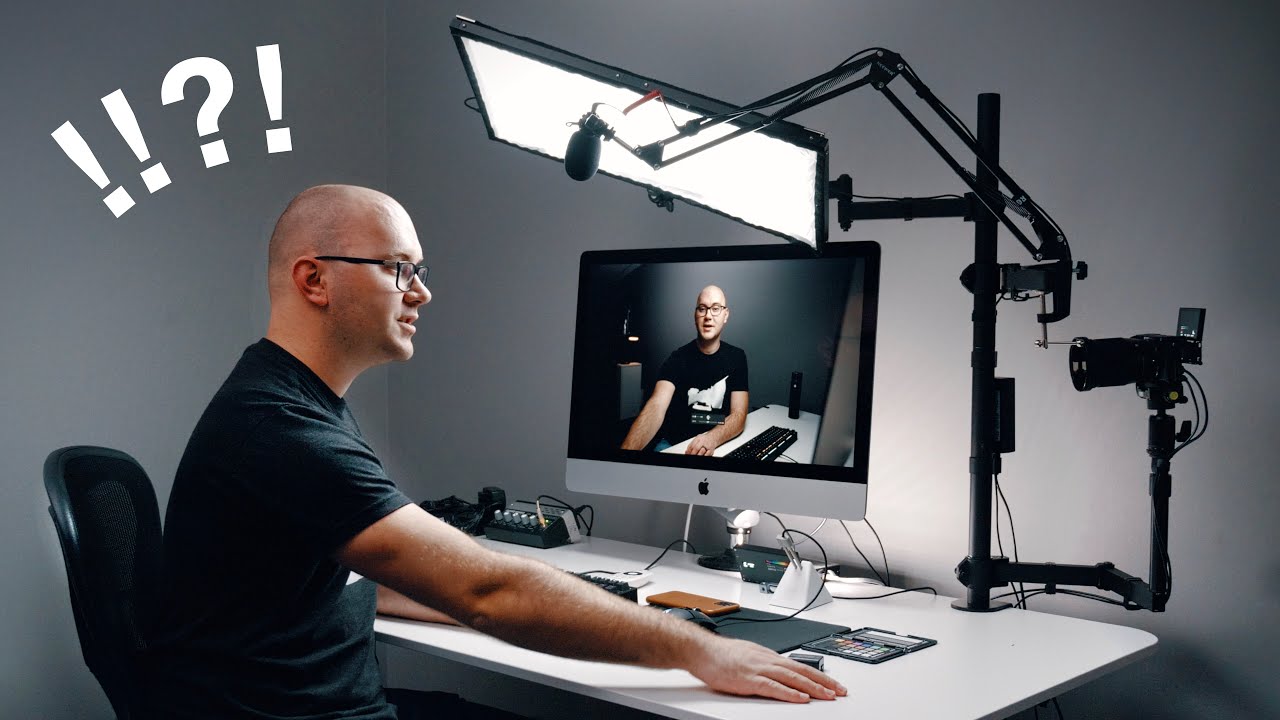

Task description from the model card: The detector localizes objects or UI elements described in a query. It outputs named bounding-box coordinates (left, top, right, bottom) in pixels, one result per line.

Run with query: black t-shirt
left=655, top=340, right=749, bottom=446
left=144, top=339, right=413, bottom=719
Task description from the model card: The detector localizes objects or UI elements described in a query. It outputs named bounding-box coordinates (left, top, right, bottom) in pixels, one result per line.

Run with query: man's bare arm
left=336, top=504, right=845, bottom=703
left=376, top=583, right=461, bottom=625
left=686, top=391, right=749, bottom=455
left=621, top=380, right=675, bottom=450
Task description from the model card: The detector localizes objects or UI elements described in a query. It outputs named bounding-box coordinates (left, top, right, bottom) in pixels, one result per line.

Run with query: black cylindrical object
left=788, top=371, right=802, bottom=418
left=565, top=127, right=602, bottom=181
left=957, top=93, right=1004, bottom=612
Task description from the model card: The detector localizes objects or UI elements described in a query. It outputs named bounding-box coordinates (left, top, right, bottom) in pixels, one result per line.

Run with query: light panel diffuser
left=452, top=19, right=829, bottom=249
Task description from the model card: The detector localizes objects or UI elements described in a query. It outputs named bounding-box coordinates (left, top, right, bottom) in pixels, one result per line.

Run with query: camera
left=1069, top=308, right=1205, bottom=396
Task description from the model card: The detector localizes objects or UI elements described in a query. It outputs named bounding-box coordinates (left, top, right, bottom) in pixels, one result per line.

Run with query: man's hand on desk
left=683, top=635, right=847, bottom=704
left=685, top=432, right=718, bottom=456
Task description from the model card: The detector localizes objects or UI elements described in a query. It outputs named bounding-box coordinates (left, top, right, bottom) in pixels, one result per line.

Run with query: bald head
left=697, top=285, right=727, bottom=307
left=267, top=184, right=405, bottom=298
left=263, top=184, right=429, bottom=395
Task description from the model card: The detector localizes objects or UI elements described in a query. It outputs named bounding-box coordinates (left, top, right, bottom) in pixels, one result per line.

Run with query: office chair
left=44, top=445, right=163, bottom=720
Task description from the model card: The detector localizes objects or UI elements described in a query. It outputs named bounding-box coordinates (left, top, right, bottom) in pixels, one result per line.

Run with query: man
left=144, top=185, right=843, bottom=719
left=621, top=286, right=749, bottom=456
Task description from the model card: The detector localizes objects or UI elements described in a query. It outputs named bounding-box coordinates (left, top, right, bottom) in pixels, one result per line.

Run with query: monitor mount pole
left=836, top=93, right=1010, bottom=611
left=836, top=92, right=1022, bottom=612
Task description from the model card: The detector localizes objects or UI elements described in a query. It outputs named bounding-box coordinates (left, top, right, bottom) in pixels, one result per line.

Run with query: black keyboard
left=573, top=571, right=638, bottom=601
left=726, top=425, right=798, bottom=461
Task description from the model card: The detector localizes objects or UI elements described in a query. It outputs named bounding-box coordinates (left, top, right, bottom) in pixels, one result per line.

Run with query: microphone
left=564, top=111, right=614, bottom=181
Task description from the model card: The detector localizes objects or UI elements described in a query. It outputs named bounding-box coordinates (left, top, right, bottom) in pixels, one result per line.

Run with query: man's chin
left=382, top=339, right=414, bottom=363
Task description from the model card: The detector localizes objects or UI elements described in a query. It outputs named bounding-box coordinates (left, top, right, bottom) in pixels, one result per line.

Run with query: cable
left=782, top=529, right=828, bottom=580
left=536, top=495, right=593, bottom=536
left=764, top=513, right=887, bottom=583
left=645, top=539, right=698, bottom=571
left=993, top=480, right=1008, bottom=598
left=837, top=520, right=889, bottom=586
left=763, top=511, right=784, bottom=531
left=830, top=586, right=937, bottom=601
left=463, top=96, right=479, bottom=112
left=761, top=513, right=825, bottom=547
left=993, top=474, right=1027, bottom=608
left=863, top=517, right=889, bottom=588
left=1055, top=588, right=1127, bottom=607
left=1171, top=369, right=1208, bottom=457
left=1181, top=375, right=1202, bottom=445
left=991, top=587, right=1127, bottom=608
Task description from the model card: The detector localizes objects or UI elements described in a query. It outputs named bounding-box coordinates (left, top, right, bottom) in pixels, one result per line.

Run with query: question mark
left=161, top=57, right=234, bottom=167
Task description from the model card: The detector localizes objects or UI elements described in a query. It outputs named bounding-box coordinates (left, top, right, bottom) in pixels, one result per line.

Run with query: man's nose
left=406, top=279, right=431, bottom=305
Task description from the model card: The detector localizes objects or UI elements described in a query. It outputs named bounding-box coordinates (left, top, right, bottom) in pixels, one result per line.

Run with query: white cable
left=788, top=518, right=827, bottom=546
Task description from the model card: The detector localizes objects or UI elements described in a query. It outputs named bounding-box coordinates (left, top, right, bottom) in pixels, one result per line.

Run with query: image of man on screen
left=621, top=285, right=749, bottom=455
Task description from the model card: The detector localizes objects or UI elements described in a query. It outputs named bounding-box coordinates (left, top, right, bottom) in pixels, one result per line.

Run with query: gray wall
left=387, top=1, right=1279, bottom=718
left=4, top=1, right=1278, bottom=718
left=0, top=2, right=390, bottom=717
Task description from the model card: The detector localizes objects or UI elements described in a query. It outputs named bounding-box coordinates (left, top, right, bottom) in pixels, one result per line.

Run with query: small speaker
left=788, top=371, right=802, bottom=419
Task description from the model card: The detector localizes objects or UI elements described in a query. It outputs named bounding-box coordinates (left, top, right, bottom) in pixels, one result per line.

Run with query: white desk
left=663, top=405, right=821, bottom=462
left=375, top=537, right=1156, bottom=720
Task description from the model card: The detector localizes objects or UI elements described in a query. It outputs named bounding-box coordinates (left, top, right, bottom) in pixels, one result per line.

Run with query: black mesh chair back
left=44, top=446, right=163, bottom=720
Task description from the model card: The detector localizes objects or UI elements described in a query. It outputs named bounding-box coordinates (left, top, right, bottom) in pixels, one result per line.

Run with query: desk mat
left=710, top=608, right=850, bottom=653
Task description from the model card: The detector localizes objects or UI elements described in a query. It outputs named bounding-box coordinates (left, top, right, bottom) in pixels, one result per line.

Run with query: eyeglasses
left=695, top=304, right=727, bottom=317
left=314, top=256, right=429, bottom=291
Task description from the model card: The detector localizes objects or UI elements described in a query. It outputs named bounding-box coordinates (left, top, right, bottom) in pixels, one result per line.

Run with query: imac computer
left=565, top=242, right=880, bottom=522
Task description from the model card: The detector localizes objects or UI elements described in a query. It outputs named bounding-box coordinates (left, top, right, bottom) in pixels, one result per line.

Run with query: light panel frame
left=451, top=17, right=830, bottom=250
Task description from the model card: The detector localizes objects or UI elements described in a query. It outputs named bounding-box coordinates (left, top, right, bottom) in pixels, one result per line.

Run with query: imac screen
left=566, top=242, right=879, bottom=519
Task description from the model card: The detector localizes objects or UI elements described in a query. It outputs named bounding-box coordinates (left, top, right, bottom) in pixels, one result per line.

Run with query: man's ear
left=292, top=258, right=329, bottom=307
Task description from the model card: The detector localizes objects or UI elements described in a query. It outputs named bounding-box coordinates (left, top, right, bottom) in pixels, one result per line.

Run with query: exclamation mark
left=50, top=122, right=134, bottom=217
left=256, top=44, right=291, bottom=153
left=101, top=89, right=171, bottom=194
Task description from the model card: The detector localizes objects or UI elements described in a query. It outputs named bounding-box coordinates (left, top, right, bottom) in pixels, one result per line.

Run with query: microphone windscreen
left=564, top=128, right=602, bottom=181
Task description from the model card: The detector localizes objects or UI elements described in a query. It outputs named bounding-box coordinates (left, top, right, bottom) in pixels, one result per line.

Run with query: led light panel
left=452, top=19, right=829, bottom=249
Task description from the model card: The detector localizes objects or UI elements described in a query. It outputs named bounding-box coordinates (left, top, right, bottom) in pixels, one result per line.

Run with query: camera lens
left=1069, top=338, right=1145, bottom=391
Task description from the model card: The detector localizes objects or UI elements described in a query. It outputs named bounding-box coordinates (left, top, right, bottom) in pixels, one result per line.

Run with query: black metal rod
left=1148, top=409, right=1173, bottom=611
left=956, top=93, right=1004, bottom=612
left=839, top=197, right=969, bottom=222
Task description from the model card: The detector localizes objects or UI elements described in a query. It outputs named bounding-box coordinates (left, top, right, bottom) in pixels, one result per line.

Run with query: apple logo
left=697, top=478, right=709, bottom=495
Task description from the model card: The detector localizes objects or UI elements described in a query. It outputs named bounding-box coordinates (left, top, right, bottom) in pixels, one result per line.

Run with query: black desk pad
left=709, top=607, right=850, bottom=653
